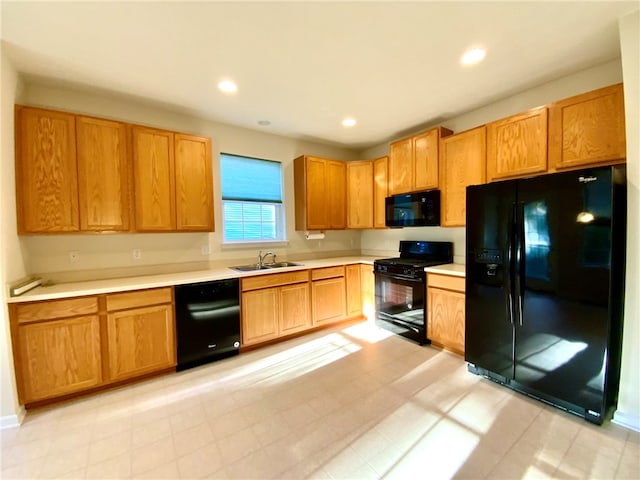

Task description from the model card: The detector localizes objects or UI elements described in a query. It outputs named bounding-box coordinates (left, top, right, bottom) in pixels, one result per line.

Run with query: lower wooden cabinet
left=105, top=288, right=175, bottom=382
left=311, top=266, right=346, bottom=326
left=9, top=287, right=176, bottom=405
left=346, top=264, right=362, bottom=317
left=17, top=315, right=102, bottom=403
left=427, top=273, right=466, bottom=355
left=241, top=270, right=310, bottom=346
left=361, top=263, right=375, bottom=320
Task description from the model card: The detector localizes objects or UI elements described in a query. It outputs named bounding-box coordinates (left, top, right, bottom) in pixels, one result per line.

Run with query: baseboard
left=612, top=409, right=640, bottom=432
left=0, top=406, right=26, bottom=429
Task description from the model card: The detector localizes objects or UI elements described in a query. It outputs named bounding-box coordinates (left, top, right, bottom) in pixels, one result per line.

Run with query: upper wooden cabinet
left=174, top=134, right=214, bottom=231
left=388, top=127, right=453, bottom=195
left=548, top=83, right=626, bottom=171
left=16, top=107, right=80, bottom=233
left=132, top=127, right=176, bottom=231
left=294, top=155, right=346, bottom=231
left=373, top=156, right=388, bottom=229
left=486, top=107, right=548, bottom=182
left=347, top=161, right=374, bottom=229
left=76, top=116, right=130, bottom=231
left=132, top=127, right=214, bottom=232
left=15, top=106, right=213, bottom=234
left=440, top=126, right=487, bottom=227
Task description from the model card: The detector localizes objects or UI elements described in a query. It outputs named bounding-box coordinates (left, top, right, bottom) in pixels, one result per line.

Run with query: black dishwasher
left=175, top=278, right=240, bottom=371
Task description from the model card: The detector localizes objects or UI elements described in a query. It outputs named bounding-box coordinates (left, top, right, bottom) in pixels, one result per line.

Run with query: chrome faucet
left=257, top=251, right=276, bottom=268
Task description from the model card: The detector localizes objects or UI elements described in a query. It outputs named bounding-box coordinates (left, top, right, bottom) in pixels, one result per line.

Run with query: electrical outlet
left=69, top=251, right=80, bottom=263
left=132, top=249, right=142, bottom=260
left=201, top=245, right=210, bottom=256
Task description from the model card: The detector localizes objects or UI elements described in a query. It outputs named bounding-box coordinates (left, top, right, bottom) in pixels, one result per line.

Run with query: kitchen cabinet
left=347, top=161, right=374, bottom=229
left=105, top=288, right=176, bottom=382
left=360, top=263, right=375, bottom=321
left=15, top=106, right=80, bottom=233
left=373, top=156, right=388, bottom=229
left=11, top=296, right=102, bottom=403
left=388, top=127, right=453, bottom=195
left=241, top=270, right=310, bottom=346
left=132, top=126, right=176, bottom=231
left=427, top=273, right=465, bottom=355
left=174, top=134, right=214, bottom=231
left=76, top=116, right=130, bottom=231
left=9, top=287, right=177, bottom=405
left=439, top=126, right=487, bottom=227
left=294, top=155, right=346, bottom=231
left=548, top=83, right=626, bottom=171
left=486, top=107, right=548, bottom=181
left=133, top=127, right=214, bottom=232
left=311, top=266, right=347, bottom=325
left=345, top=264, right=362, bottom=317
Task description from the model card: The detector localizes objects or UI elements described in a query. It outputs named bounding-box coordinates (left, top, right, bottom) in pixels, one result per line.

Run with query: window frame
left=220, top=153, right=287, bottom=245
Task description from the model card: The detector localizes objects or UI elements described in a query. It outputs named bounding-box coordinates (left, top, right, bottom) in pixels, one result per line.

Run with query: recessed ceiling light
left=218, top=80, right=238, bottom=93
left=342, top=118, right=357, bottom=127
left=461, top=48, right=486, bottom=66
left=257, top=120, right=271, bottom=126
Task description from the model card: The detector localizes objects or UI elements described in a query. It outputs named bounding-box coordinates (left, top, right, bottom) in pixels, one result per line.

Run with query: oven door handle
left=374, top=272, right=424, bottom=283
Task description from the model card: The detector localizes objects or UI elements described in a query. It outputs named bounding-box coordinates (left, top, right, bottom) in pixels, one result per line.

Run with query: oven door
left=374, top=272, right=429, bottom=345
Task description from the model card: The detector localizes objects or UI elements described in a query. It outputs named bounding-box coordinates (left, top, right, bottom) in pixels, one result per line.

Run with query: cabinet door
left=487, top=107, right=547, bottom=181
left=440, top=126, right=487, bottom=227
left=347, top=161, right=373, bottom=229
left=279, top=283, right=311, bottom=336
left=345, top=264, right=362, bottom=317
left=428, top=288, right=465, bottom=355
left=305, top=156, right=328, bottom=230
left=16, top=107, right=79, bottom=233
left=18, top=315, right=102, bottom=403
left=373, top=156, right=388, bottom=229
left=327, top=160, right=346, bottom=229
left=76, top=116, right=130, bottom=231
left=174, top=134, right=214, bottom=231
left=360, top=264, right=375, bottom=321
left=413, top=129, right=439, bottom=190
left=549, top=83, right=626, bottom=170
left=312, top=277, right=346, bottom=325
left=132, top=126, right=176, bottom=231
left=106, top=304, right=176, bottom=381
left=242, top=288, right=279, bottom=346
left=389, top=137, right=413, bottom=195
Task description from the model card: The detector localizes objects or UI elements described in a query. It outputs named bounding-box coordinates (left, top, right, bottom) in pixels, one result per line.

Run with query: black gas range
left=374, top=241, right=453, bottom=344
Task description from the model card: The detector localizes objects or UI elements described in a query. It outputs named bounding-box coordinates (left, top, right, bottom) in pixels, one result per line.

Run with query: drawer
left=241, top=270, right=309, bottom=291
left=14, top=296, right=99, bottom=324
left=311, top=266, right=345, bottom=281
left=106, top=287, right=173, bottom=311
left=427, top=273, right=465, bottom=292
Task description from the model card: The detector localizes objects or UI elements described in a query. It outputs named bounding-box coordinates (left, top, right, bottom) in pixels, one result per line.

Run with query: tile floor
left=1, top=320, right=638, bottom=479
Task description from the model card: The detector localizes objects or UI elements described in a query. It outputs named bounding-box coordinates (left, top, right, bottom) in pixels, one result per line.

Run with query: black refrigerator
left=465, top=165, right=626, bottom=424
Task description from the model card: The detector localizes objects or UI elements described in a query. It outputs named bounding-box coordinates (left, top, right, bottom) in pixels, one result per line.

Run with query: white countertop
left=7, top=256, right=379, bottom=303
left=424, top=263, right=466, bottom=277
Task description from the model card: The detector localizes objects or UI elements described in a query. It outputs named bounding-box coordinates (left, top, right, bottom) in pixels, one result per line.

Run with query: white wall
left=19, top=83, right=362, bottom=279
left=614, top=9, right=640, bottom=432
left=0, top=52, right=27, bottom=425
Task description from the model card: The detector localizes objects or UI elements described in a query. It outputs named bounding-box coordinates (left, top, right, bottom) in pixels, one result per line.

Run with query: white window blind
left=220, top=154, right=285, bottom=242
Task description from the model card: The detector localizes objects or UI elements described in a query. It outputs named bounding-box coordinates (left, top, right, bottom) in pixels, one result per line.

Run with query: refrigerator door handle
left=515, top=201, right=525, bottom=326
left=505, top=202, right=516, bottom=325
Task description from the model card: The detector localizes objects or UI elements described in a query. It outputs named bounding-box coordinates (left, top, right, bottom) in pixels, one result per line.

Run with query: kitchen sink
left=230, top=261, right=302, bottom=272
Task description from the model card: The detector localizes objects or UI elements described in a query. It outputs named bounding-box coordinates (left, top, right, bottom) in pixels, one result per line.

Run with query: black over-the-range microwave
left=385, top=190, right=441, bottom=227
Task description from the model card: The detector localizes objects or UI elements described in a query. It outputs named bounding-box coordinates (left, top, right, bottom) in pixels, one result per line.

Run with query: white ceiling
left=1, top=1, right=637, bottom=149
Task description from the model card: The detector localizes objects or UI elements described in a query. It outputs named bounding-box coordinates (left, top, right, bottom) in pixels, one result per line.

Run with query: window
left=221, top=153, right=285, bottom=243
